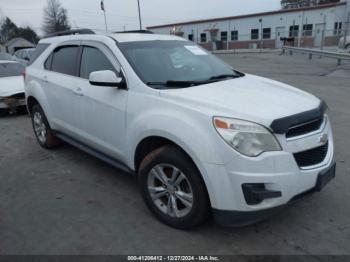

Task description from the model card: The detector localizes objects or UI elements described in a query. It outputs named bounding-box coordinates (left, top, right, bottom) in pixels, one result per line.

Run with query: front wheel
left=138, top=146, right=210, bottom=229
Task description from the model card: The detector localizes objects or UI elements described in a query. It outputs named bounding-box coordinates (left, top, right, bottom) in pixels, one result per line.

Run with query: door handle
left=73, top=87, right=84, bottom=96
left=43, top=76, right=49, bottom=83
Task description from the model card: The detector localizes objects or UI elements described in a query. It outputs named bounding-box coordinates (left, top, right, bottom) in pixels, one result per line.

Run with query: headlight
left=213, top=117, right=281, bottom=157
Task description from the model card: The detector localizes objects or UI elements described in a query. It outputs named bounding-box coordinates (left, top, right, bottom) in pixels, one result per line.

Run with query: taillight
left=22, top=69, right=26, bottom=81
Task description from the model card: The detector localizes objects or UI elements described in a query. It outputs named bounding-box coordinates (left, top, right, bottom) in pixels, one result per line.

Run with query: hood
left=159, top=74, right=321, bottom=128
left=0, top=76, right=24, bottom=97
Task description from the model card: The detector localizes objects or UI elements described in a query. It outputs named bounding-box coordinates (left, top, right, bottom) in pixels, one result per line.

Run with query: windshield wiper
left=208, top=74, right=241, bottom=81
left=147, top=80, right=204, bottom=88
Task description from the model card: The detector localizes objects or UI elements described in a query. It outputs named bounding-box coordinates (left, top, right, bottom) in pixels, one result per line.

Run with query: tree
left=281, top=0, right=340, bottom=9
left=17, top=27, right=39, bottom=44
left=0, top=17, right=39, bottom=44
left=0, top=17, right=19, bottom=43
left=42, top=0, right=70, bottom=35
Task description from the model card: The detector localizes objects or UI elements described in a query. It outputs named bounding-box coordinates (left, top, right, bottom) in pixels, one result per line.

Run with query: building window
left=221, top=31, right=228, bottom=42
left=231, top=30, right=238, bottom=41
left=188, top=34, right=194, bottom=41
left=200, top=33, right=207, bottom=43
left=289, top=25, right=299, bottom=37
left=251, top=29, right=259, bottom=40
left=302, top=24, right=313, bottom=36
left=334, top=22, right=342, bottom=35
left=263, top=28, right=271, bottom=39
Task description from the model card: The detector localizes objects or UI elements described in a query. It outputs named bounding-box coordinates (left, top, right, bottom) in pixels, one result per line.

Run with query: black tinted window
left=30, top=44, right=50, bottom=65
left=0, top=63, right=25, bottom=77
left=51, top=46, right=79, bottom=76
left=44, top=54, right=53, bottom=70
left=80, top=47, right=115, bottom=79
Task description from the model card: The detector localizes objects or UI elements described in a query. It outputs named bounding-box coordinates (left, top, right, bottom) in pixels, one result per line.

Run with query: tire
left=31, top=104, right=61, bottom=149
left=138, top=146, right=210, bottom=229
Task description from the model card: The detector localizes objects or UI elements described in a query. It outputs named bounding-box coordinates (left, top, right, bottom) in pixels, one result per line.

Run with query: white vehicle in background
left=0, top=52, right=15, bottom=61
left=339, top=35, right=350, bottom=52
left=25, top=30, right=335, bottom=229
left=0, top=61, right=26, bottom=114
left=13, top=48, right=37, bottom=66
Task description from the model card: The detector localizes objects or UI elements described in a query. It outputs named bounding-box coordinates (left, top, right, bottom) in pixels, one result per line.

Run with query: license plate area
left=316, top=162, right=336, bottom=192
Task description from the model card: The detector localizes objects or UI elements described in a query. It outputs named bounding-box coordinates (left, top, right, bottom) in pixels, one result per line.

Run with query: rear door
left=43, top=42, right=81, bottom=136
left=72, top=41, right=128, bottom=161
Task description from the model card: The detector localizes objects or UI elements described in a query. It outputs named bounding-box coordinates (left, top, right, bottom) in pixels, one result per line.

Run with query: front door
left=73, top=41, right=128, bottom=161
left=276, top=27, right=286, bottom=48
left=314, top=24, right=324, bottom=47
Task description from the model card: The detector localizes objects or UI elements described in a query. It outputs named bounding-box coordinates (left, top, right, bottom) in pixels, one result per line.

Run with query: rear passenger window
left=80, top=46, right=115, bottom=79
left=51, top=46, right=79, bottom=76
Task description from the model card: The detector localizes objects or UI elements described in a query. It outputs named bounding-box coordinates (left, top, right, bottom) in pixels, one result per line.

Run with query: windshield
left=0, top=63, right=24, bottom=78
left=118, top=40, right=242, bottom=88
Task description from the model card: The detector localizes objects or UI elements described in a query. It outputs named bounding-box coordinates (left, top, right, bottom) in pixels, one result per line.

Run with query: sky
left=0, top=0, right=281, bottom=35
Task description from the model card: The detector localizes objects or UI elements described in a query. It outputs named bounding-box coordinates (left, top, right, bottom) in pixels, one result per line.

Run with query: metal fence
left=282, top=46, right=350, bottom=65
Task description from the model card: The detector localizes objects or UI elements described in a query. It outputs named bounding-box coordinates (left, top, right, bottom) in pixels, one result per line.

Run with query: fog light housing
left=242, top=183, right=282, bottom=205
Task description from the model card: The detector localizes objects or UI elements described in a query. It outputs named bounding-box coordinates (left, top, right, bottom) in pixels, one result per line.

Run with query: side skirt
left=55, top=132, right=135, bottom=175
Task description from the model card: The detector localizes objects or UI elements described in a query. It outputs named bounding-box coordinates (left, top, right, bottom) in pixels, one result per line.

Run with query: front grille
left=294, top=142, right=328, bottom=168
left=286, top=117, right=324, bottom=139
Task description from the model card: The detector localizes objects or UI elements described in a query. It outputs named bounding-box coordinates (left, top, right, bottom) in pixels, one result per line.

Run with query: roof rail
left=43, top=28, right=95, bottom=38
left=114, top=30, right=154, bottom=34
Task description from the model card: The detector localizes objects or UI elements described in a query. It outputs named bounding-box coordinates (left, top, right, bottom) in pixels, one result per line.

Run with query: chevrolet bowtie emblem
left=319, top=134, right=329, bottom=145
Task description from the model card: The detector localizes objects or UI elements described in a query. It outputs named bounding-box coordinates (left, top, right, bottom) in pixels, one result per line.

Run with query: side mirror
left=89, top=70, right=126, bottom=89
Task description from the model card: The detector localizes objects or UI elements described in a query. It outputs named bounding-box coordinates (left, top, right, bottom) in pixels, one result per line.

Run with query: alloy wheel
left=33, top=111, right=47, bottom=144
left=147, top=164, right=194, bottom=218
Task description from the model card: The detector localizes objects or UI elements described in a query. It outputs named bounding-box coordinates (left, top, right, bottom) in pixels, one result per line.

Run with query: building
left=0, top=44, right=5, bottom=53
left=147, top=0, right=349, bottom=50
left=4, top=38, right=35, bottom=54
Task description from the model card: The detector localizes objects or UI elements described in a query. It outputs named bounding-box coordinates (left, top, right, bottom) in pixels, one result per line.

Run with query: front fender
left=126, top=108, right=235, bottom=169
left=125, top=109, right=236, bottom=210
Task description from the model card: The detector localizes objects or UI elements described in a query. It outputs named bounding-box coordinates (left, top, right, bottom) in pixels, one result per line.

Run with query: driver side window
left=79, top=46, right=116, bottom=79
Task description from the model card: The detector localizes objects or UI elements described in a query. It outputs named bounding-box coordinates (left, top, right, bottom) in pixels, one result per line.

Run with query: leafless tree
left=42, top=0, right=70, bottom=34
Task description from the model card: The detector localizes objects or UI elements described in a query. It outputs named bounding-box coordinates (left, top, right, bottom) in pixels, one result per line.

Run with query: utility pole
left=344, top=12, right=350, bottom=48
left=320, top=13, right=326, bottom=50
left=298, top=11, right=305, bottom=47
left=259, top=18, right=263, bottom=52
left=101, top=0, right=108, bottom=33
left=137, top=0, right=142, bottom=30
left=227, top=21, right=231, bottom=50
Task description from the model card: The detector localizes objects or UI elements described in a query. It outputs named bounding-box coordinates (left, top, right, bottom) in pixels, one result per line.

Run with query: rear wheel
left=138, top=146, right=210, bottom=229
left=31, top=104, right=61, bottom=148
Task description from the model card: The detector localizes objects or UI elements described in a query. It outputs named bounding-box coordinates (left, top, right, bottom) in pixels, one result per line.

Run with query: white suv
left=25, top=30, right=335, bottom=229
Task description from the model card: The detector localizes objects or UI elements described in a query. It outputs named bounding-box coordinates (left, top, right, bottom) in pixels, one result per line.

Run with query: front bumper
left=0, top=96, right=26, bottom=110
left=199, top=115, right=335, bottom=226
left=213, top=162, right=336, bottom=227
